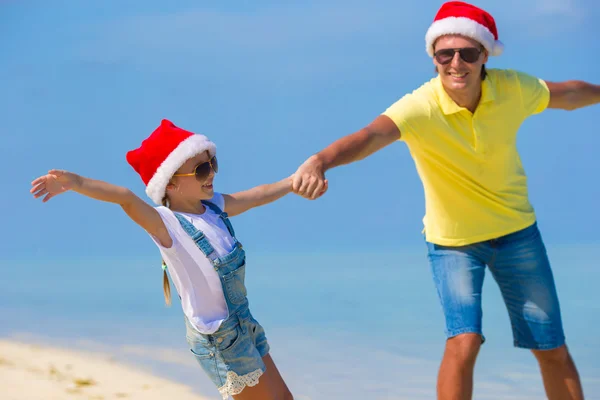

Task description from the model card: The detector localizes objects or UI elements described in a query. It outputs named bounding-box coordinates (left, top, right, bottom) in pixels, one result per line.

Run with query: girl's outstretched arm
left=31, top=169, right=172, bottom=247
left=223, top=175, right=305, bottom=217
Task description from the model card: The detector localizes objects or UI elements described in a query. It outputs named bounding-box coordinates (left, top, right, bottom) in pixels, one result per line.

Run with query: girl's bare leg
left=233, top=354, right=293, bottom=400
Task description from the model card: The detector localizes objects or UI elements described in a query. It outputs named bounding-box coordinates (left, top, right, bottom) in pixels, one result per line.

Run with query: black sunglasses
left=174, top=156, right=218, bottom=181
left=434, top=47, right=482, bottom=65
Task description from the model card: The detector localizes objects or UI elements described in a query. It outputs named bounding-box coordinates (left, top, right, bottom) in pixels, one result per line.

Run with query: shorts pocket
left=248, top=317, right=270, bottom=357
left=213, top=323, right=243, bottom=353
left=187, top=342, right=221, bottom=388
left=223, top=263, right=247, bottom=305
left=186, top=321, right=215, bottom=360
left=188, top=337, right=215, bottom=360
left=190, top=347, right=214, bottom=359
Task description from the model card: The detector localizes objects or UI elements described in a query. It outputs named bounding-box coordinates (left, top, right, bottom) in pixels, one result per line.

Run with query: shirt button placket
left=472, top=116, right=485, bottom=156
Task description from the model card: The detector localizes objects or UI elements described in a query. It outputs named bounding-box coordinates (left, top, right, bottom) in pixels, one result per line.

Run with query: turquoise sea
left=3, top=245, right=599, bottom=399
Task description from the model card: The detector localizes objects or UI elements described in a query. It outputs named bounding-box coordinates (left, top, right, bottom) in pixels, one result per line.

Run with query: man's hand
left=292, top=155, right=329, bottom=200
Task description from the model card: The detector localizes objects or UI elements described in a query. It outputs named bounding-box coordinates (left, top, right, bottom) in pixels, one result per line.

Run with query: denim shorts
left=185, top=307, right=270, bottom=399
left=426, top=222, right=565, bottom=350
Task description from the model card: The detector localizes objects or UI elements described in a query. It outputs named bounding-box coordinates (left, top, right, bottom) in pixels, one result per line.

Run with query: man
left=292, top=2, right=599, bottom=399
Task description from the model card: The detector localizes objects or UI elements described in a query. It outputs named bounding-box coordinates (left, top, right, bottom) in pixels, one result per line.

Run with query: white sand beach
left=0, top=339, right=210, bottom=400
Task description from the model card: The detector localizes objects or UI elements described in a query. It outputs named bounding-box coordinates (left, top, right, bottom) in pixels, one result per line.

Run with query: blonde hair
left=161, top=195, right=172, bottom=307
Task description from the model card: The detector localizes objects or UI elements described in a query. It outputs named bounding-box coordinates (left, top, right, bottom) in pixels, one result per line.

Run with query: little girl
left=30, top=119, right=300, bottom=400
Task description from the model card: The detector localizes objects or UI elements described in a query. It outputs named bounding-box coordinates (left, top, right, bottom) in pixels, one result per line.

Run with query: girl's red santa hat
left=126, top=119, right=216, bottom=205
left=425, top=1, right=503, bottom=57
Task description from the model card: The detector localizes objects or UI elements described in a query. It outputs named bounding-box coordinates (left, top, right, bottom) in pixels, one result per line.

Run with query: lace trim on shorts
left=218, top=368, right=264, bottom=399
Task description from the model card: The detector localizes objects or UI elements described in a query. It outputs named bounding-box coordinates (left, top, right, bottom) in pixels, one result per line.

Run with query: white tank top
left=149, top=193, right=234, bottom=334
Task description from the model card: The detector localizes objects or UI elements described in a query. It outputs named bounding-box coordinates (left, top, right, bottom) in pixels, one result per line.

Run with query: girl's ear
left=165, top=182, right=177, bottom=200
left=166, top=179, right=177, bottom=191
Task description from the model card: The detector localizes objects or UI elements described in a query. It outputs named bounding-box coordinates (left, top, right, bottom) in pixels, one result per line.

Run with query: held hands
left=30, top=169, right=80, bottom=202
left=291, top=155, right=328, bottom=200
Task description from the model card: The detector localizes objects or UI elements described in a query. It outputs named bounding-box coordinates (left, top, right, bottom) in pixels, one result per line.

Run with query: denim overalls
left=174, top=201, right=270, bottom=399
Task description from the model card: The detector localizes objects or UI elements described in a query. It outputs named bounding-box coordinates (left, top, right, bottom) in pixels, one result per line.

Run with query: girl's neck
left=168, top=198, right=206, bottom=215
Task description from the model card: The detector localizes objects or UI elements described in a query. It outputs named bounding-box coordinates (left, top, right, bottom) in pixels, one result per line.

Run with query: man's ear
left=482, top=50, right=489, bottom=64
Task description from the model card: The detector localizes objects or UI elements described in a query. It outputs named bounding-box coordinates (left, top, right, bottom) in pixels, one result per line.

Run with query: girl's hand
left=30, top=169, right=81, bottom=202
left=292, top=155, right=328, bottom=200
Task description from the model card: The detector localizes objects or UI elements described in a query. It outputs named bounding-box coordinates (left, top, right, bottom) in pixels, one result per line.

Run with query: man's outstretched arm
left=292, top=115, right=401, bottom=199
left=546, top=80, right=600, bottom=111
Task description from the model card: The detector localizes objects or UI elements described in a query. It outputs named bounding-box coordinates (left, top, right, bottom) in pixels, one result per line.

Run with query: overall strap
left=202, top=200, right=236, bottom=238
left=173, top=213, right=219, bottom=262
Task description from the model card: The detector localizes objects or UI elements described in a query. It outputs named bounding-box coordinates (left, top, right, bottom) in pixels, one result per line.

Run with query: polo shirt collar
left=435, top=74, right=496, bottom=115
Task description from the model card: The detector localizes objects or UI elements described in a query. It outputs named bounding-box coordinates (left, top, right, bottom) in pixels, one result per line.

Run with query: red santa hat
left=126, top=119, right=216, bottom=205
left=425, top=1, right=503, bottom=57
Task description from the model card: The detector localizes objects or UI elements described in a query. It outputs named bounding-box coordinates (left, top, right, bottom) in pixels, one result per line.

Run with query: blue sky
left=3, top=0, right=600, bottom=260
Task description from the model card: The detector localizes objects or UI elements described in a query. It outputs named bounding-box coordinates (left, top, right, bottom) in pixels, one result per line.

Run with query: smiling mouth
left=448, top=72, right=468, bottom=78
left=202, top=182, right=213, bottom=189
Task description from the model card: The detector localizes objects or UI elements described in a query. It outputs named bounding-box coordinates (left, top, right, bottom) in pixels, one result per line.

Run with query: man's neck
left=446, top=85, right=482, bottom=114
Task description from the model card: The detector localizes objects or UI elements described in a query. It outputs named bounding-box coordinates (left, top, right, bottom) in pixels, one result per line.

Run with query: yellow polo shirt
left=383, top=69, right=550, bottom=246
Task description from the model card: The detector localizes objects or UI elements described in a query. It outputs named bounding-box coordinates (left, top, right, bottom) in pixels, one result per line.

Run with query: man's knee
left=532, top=344, right=570, bottom=365
left=445, top=333, right=482, bottom=364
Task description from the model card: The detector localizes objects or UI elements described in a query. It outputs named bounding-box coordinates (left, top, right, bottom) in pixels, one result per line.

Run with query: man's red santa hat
left=425, top=1, right=503, bottom=57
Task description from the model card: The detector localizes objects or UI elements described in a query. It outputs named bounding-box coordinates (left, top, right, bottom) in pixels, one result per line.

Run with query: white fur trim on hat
left=145, top=135, right=216, bottom=205
left=426, top=17, right=504, bottom=57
